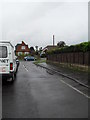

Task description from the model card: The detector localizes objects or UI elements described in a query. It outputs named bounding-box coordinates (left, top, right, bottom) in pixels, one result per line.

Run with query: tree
left=30, top=47, right=35, bottom=56
left=35, top=46, right=39, bottom=55
left=30, top=47, right=35, bottom=51
left=35, top=46, right=38, bottom=51
left=39, top=47, right=42, bottom=52
left=57, top=41, right=66, bottom=47
left=38, top=47, right=43, bottom=55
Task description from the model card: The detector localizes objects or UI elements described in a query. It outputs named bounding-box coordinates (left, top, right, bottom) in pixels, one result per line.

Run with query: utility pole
left=53, top=35, right=55, bottom=46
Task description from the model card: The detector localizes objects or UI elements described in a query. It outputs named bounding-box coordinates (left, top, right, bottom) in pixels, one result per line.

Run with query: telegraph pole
left=53, top=35, right=55, bottom=46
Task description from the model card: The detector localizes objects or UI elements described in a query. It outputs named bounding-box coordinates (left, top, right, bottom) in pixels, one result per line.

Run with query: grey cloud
left=1, top=2, right=88, bottom=48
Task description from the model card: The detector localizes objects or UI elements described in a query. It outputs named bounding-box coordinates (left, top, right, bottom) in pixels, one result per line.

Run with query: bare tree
left=35, top=46, right=38, bottom=51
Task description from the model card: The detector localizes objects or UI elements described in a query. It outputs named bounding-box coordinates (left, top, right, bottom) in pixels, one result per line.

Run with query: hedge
left=47, top=41, right=90, bottom=55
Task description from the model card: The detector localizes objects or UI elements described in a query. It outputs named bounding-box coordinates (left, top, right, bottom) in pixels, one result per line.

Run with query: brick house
left=15, top=41, right=30, bottom=56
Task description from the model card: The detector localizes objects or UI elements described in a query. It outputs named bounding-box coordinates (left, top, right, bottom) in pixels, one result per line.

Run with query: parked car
left=24, top=56, right=36, bottom=61
left=0, top=41, right=17, bottom=82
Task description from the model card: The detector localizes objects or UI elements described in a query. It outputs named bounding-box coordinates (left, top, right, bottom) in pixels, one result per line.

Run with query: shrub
left=47, top=41, right=90, bottom=55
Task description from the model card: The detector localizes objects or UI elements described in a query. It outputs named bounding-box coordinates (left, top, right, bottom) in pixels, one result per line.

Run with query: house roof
left=15, top=41, right=30, bottom=52
left=43, top=45, right=57, bottom=51
left=15, top=44, right=21, bottom=50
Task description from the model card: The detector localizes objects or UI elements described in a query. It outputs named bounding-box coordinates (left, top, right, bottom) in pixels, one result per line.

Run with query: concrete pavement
left=38, top=62, right=88, bottom=86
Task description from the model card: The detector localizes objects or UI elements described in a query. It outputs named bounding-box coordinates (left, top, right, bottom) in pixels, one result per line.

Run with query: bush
left=47, top=41, right=90, bottom=55
left=17, top=54, right=30, bottom=60
left=40, top=54, right=46, bottom=58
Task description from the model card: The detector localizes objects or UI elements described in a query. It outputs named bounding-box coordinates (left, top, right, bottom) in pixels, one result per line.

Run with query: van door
left=0, top=46, right=9, bottom=74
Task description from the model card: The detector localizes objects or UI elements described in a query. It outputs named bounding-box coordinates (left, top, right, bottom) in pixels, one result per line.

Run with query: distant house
left=15, top=41, right=30, bottom=56
left=40, top=45, right=57, bottom=57
left=43, top=45, right=57, bottom=52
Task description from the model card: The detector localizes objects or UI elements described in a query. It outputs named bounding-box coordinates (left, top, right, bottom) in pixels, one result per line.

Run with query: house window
left=21, top=46, right=25, bottom=50
left=25, top=52, right=29, bottom=55
left=18, top=52, right=22, bottom=56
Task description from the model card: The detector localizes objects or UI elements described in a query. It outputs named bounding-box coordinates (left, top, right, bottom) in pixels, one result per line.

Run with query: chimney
left=53, top=35, right=55, bottom=46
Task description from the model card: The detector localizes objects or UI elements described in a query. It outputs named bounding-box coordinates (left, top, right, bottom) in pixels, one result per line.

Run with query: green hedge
left=47, top=41, right=90, bottom=55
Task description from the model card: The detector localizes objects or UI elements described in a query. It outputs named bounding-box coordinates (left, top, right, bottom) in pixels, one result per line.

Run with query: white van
left=0, top=41, right=17, bottom=81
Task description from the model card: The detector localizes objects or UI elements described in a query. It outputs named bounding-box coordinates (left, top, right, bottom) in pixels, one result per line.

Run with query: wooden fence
left=47, top=52, right=90, bottom=66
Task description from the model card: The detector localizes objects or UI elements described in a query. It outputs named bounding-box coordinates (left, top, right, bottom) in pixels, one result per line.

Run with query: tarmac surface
left=2, top=61, right=88, bottom=118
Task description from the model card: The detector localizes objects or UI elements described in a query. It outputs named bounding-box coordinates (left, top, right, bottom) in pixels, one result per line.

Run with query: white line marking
left=23, top=65, right=28, bottom=72
left=60, top=79, right=90, bottom=99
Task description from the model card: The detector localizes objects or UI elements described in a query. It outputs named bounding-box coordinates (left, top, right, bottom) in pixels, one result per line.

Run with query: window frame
left=21, top=46, right=25, bottom=50
left=0, top=46, right=8, bottom=58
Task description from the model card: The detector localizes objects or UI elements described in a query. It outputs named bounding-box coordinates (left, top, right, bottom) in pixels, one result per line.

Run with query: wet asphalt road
left=2, top=61, right=88, bottom=118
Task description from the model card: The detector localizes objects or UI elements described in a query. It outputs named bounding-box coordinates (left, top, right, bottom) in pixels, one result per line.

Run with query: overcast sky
left=0, top=0, right=89, bottom=48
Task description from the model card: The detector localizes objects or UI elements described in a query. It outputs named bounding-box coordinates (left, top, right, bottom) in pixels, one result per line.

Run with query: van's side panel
left=9, top=44, right=17, bottom=73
